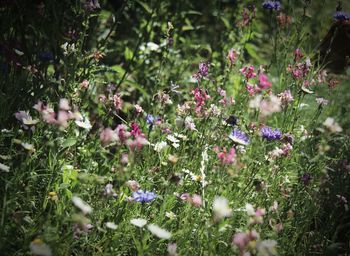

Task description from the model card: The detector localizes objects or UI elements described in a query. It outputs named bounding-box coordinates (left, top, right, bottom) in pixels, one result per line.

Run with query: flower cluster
left=260, top=126, right=282, bottom=141
left=262, top=1, right=281, bottom=10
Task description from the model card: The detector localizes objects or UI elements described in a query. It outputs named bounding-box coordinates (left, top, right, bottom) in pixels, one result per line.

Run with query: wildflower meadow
left=1, top=0, right=350, bottom=255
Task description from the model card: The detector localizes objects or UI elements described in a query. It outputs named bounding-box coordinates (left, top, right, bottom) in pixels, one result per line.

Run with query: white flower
left=75, top=116, right=92, bottom=130
left=257, top=239, right=278, bottom=256
left=130, top=218, right=147, bottom=228
left=154, top=141, right=168, bottom=152
left=213, top=196, right=232, bottom=220
left=245, top=203, right=255, bottom=216
left=72, top=196, right=93, bottom=214
left=105, top=222, right=118, bottom=230
left=21, top=142, right=35, bottom=152
left=147, top=224, right=172, bottom=239
left=30, top=239, right=52, bottom=256
left=323, top=117, right=342, bottom=133
left=0, top=162, right=10, bottom=172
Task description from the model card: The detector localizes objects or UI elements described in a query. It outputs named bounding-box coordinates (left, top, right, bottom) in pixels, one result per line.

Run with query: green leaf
left=136, top=0, right=152, bottom=14
left=124, top=47, right=133, bottom=61
left=245, top=43, right=266, bottom=64
left=62, top=138, right=77, bottom=149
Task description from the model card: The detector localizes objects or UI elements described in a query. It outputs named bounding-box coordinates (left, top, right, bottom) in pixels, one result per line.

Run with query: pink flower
left=227, top=49, right=238, bottom=65
left=191, top=194, right=202, bottom=207
left=278, top=90, right=294, bottom=107
left=214, top=147, right=236, bottom=165
left=257, top=74, right=272, bottom=91
left=100, top=128, right=118, bottom=145
left=294, top=48, right=303, bottom=62
left=113, top=94, right=123, bottom=110
left=192, top=87, right=210, bottom=115
left=240, top=65, right=256, bottom=80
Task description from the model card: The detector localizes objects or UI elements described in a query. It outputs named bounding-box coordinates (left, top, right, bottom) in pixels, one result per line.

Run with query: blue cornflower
left=38, top=52, right=54, bottom=62
left=229, top=129, right=250, bottom=145
left=333, top=11, right=350, bottom=21
left=132, top=190, right=157, bottom=203
left=260, top=126, right=282, bottom=141
left=146, top=114, right=155, bottom=125
left=262, top=1, right=281, bottom=10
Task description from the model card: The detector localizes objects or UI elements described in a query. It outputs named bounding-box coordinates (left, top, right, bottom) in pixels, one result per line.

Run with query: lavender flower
left=229, top=129, right=250, bottom=145
left=132, top=190, right=157, bottom=203
left=333, top=11, right=350, bottom=21
left=261, top=126, right=282, bottom=141
left=198, top=62, right=209, bottom=77
left=146, top=114, right=155, bottom=125
left=262, top=1, right=281, bottom=10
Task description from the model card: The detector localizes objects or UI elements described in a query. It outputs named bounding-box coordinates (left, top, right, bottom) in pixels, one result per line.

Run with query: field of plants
left=1, top=0, right=350, bottom=255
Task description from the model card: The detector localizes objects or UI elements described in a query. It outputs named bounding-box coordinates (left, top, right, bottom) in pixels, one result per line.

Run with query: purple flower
left=146, top=114, right=155, bottom=125
left=198, top=62, right=209, bottom=77
left=301, top=173, right=312, bottom=186
left=262, top=1, right=281, bottom=10
left=333, top=11, right=350, bottom=21
left=260, top=126, right=282, bottom=141
left=132, top=190, right=157, bottom=203
left=229, top=129, right=250, bottom=145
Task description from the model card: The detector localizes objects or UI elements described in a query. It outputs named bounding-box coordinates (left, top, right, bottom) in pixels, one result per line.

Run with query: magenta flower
left=257, top=74, right=272, bottom=91
left=240, top=65, right=257, bottom=80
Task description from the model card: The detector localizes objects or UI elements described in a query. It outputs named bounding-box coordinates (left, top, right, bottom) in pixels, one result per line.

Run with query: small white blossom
left=147, top=224, right=172, bottom=239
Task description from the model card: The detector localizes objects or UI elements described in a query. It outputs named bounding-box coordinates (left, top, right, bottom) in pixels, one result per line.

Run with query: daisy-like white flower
left=130, top=218, right=147, bottom=228
left=323, top=117, right=342, bottom=133
left=147, top=224, right=172, bottom=239
left=0, top=162, right=10, bottom=172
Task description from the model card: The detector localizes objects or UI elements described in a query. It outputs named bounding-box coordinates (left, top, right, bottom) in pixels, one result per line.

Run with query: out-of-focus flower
left=30, top=238, right=52, bottom=256
left=278, top=90, right=294, bottom=107
left=104, top=183, right=117, bottom=197
left=132, top=190, right=157, bottom=203
left=146, top=114, right=155, bottom=125
left=100, top=128, right=118, bottom=146
left=262, top=1, right=281, bottom=10
left=277, top=13, right=292, bottom=27
left=154, top=141, right=168, bottom=152
left=232, top=230, right=259, bottom=254
left=333, top=11, right=350, bottom=21
left=229, top=129, right=250, bottom=145
left=0, top=162, right=10, bottom=172
left=167, top=243, right=178, bottom=256
left=15, top=111, right=38, bottom=129
left=213, top=196, right=232, bottom=221
left=323, top=117, right=342, bottom=133
left=135, top=104, right=143, bottom=113
left=257, top=74, right=272, bottom=91
left=316, top=98, right=329, bottom=106
left=198, top=62, right=209, bottom=77
left=184, top=116, right=196, bottom=131
left=105, top=222, right=118, bottom=230
left=246, top=203, right=265, bottom=225
left=72, top=223, right=93, bottom=239
left=147, top=224, right=172, bottom=239
left=72, top=196, right=93, bottom=214
left=130, top=218, right=147, bottom=228
left=240, top=65, right=256, bottom=80
left=113, top=93, right=123, bottom=110
left=214, top=146, right=236, bottom=165
left=259, top=94, right=282, bottom=118
left=257, top=240, right=278, bottom=256
left=126, top=180, right=140, bottom=192
left=261, top=126, right=282, bottom=141
left=227, top=49, right=238, bottom=65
